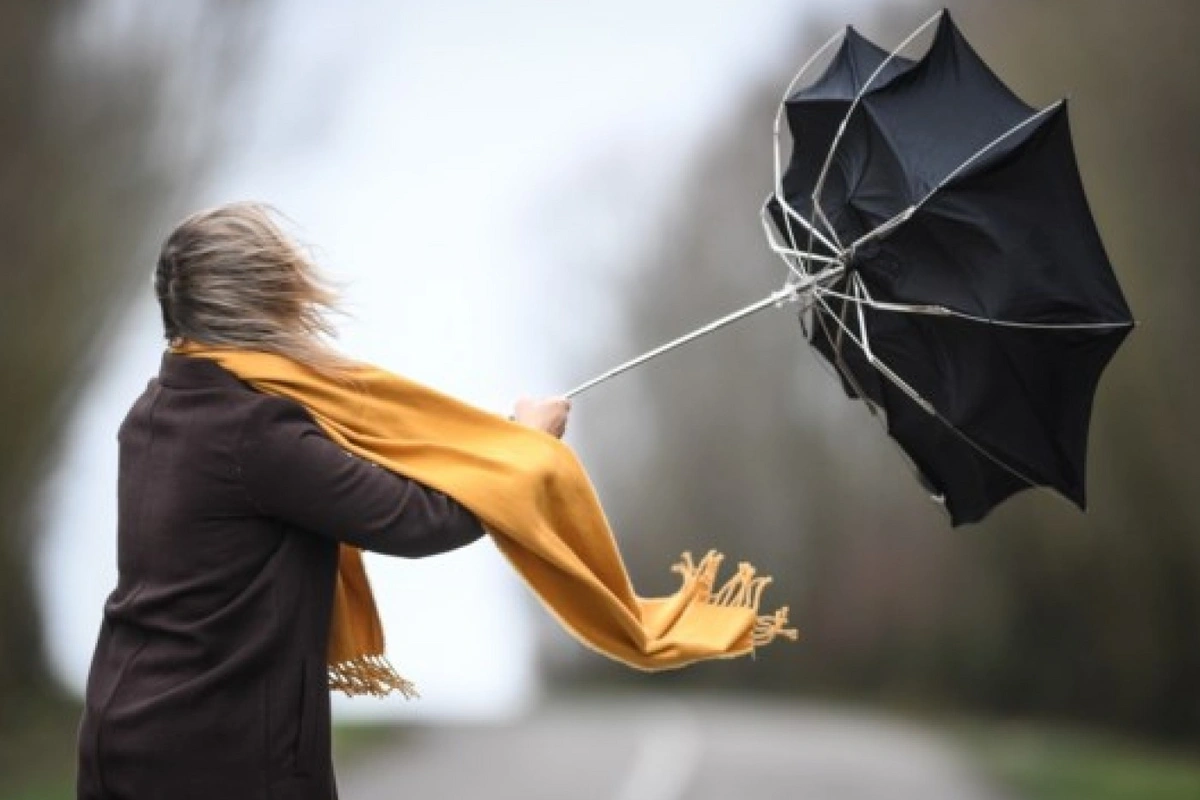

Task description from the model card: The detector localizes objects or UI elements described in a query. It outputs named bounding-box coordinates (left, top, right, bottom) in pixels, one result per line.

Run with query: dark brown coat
left=76, top=352, right=485, bottom=799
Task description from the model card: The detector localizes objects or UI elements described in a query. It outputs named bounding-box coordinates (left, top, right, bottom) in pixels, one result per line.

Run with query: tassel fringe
left=673, top=550, right=800, bottom=649
left=753, top=606, right=799, bottom=648
left=328, top=654, right=420, bottom=699
left=329, top=552, right=797, bottom=699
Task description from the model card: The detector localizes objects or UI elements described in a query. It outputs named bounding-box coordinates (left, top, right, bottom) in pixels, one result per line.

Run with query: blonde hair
left=154, top=202, right=355, bottom=375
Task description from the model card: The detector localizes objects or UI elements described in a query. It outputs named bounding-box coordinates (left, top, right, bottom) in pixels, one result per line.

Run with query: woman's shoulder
left=238, top=389, right=322, bottom=443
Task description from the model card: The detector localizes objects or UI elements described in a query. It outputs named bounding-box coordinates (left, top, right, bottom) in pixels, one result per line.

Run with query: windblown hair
left=154, top=202, right=355, bottom=375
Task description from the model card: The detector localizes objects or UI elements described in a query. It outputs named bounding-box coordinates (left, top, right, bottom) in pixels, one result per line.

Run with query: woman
left=76, top=202, right=570, bottom=799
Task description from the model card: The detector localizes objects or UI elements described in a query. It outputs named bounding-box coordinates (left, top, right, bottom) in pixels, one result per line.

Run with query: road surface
left=338, top=695, right=1011, bottom=800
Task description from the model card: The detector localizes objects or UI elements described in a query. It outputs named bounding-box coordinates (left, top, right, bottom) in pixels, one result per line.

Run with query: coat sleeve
left=237, top=395, right=486, bottom=558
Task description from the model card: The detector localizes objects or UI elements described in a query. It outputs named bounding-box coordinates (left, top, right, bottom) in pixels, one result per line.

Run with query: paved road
left=338, top=696, right=1011, bottom=800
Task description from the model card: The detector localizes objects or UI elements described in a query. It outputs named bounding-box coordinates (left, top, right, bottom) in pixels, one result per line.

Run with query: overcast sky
left=37, top=0, right=898, bottom=721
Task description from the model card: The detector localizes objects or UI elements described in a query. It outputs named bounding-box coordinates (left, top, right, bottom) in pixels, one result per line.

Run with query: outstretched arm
left=239, top=397, right=485, bottom=558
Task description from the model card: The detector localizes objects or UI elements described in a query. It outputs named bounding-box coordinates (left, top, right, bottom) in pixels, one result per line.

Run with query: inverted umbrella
left=567, top=10, right=1134, bottom=525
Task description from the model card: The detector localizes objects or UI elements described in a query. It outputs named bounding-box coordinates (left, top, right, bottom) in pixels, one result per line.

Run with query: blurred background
left=2, top=1, right=1198, bottom=798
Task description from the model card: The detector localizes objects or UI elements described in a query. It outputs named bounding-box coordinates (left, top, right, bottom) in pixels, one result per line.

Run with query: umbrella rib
left=930, top=100, right=1064, bottom=197
left=771, top=27, right=846, bottom=213
left=841, top=101, right=1066, bottom=258
left=772, top=27, right=846, bottom=201
left=765, top=244, right=841, bottom=265
left=813, top=203, right=845, bottom=252
left=809, top=9, right=945, bottom=198
left=817, top=286, right=1134, bottom=329
left=810, top=292, right=948, bottom=488
left=761, top=218, right=843, bottom=265
left=945, top=315, right=1134, bottom=330
left=832, top=283, right=858, bottom=399
left=770, top=27, right=848, bottom=283
left=760, top=209, right=808, bottom=282
left=806, top=9, right=946, bottom=259
left=769, top=196, right=840, bottom=257
left=852, top=274, right=875, bottom=364
left=812, top=291, right=933, bottom=414
left=811, top=285, right=878, bottom=416
left=760, top=203, right=842, bottom=286
left=811, top=290, right=1048, bottom=495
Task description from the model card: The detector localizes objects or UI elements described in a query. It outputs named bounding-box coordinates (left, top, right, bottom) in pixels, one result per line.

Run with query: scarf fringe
left=328, top=653, right=420, bottom=699
left=673, top=550, right=800, bottom=648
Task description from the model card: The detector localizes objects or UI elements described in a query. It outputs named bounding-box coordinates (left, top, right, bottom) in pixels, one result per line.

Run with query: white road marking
left=611, top=706, right=703, bottom=800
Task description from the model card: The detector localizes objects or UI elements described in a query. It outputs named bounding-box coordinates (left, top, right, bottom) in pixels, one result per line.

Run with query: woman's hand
left=512, top=396, right=571, bottom=438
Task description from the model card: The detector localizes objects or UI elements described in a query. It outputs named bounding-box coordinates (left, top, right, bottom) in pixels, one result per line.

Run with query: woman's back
left=79, top=353, right=343, bottom=799
left=78, top=352, right=484, bottom=799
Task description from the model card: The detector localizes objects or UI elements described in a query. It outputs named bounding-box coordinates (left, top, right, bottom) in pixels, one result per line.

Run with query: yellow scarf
left=173, top=343, right=796, bottom=696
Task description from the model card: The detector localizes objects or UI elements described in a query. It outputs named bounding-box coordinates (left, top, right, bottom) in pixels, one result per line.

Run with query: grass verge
left=0, top=694, right=79, bottom=800
left=966, top=722, right=1200, bottom=800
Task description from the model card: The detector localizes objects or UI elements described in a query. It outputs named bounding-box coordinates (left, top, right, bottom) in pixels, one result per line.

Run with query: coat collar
left=157, top=350, right=248, bottom=390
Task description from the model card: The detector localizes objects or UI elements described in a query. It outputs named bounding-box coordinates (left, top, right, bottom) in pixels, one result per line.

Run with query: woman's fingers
left=512, top=396, right=571, bottom=438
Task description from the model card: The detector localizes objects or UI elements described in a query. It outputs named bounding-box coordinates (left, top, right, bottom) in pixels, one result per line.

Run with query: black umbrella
left=566, top=10, right=1134, bottom=526
left=765, top=11, right=1134, bottom=524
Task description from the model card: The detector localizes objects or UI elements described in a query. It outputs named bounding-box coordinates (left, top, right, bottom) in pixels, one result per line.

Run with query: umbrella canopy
left=767, top=26, right=911, bottom=257
left=769, top=12, right=1134, bottom=524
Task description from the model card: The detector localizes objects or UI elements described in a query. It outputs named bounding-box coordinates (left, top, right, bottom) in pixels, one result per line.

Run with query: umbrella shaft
left=563, top=272, right=835, bottom=399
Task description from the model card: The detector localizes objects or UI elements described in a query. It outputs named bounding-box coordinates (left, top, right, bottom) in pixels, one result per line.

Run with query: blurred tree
left=0, top=0, right=264, bottom=747
left=565, top=0, right=1200, bottom=742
